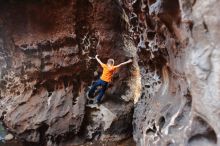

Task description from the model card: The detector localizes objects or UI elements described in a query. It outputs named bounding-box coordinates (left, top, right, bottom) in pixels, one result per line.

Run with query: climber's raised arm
left=95, top=55, right=104, bottom=66
left=115, top=59, right=132, bottom=68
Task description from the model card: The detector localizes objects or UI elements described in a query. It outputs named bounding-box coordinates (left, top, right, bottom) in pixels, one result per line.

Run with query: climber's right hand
left=128, top=59, right=132, bottom=63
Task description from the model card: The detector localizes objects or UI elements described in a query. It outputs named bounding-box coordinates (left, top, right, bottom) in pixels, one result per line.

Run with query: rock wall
left=0, top=0, right=220, bottom=146
left=0, top=0, right=139, bottom=145
left=126, top=0, right=220, bottom=146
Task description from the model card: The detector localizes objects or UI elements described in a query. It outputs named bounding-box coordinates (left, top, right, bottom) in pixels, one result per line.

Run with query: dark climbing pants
left=88, top=79, right=108, bottom=102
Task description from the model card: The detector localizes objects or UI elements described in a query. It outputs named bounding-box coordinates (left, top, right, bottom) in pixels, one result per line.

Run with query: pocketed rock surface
left=0, top=0, right=219, bottom=146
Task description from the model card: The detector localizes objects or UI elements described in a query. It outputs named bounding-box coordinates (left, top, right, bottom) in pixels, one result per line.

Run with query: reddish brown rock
left=0, top=0, right=139, bottom=145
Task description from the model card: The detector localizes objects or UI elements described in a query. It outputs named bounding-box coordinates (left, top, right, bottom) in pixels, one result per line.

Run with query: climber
left=88, top=55, right=132, bottom=104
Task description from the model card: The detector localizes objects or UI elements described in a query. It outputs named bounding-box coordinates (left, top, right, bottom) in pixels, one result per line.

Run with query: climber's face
left=107, top=59, right=114, bottom=66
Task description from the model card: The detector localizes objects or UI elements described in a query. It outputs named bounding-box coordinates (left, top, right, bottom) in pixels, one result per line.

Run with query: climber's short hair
left=107, top=59, right=114, bottom=65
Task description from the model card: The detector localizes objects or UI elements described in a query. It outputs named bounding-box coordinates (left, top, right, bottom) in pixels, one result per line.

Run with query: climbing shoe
left=93, top=99, right=100, bottom=105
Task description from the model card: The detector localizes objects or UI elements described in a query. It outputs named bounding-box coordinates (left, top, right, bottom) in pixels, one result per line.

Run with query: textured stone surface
left=127, top=0, right=220, bottom=146
left=0, top=0, right=139, bottom=145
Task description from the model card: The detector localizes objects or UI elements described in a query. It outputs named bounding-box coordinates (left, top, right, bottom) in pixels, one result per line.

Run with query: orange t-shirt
left=100, top=64, right=117, bottom=82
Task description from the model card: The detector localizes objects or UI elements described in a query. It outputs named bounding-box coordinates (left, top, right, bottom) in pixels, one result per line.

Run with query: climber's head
left=107, top=59, right=114, bottom=66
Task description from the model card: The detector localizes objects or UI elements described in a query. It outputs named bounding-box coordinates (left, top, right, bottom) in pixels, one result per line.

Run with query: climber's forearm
left=115, top=59, right=132, bottom=68
left=121, top=60, right=131, bottom=65
left=95, top=55, right=104, bottom=65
